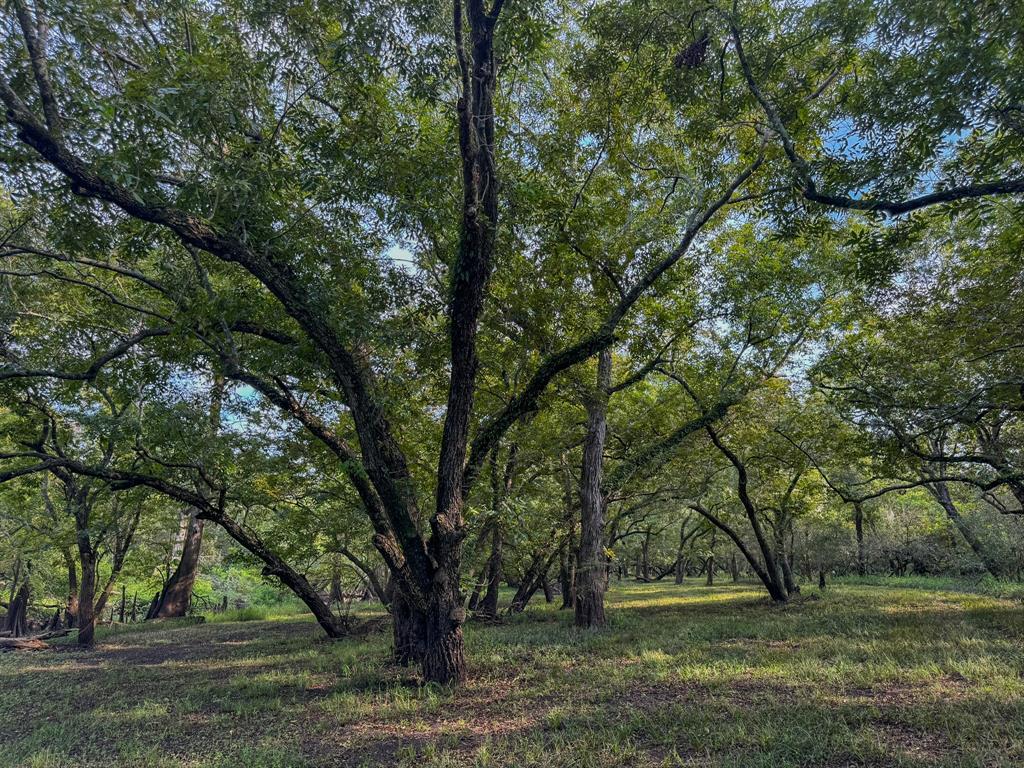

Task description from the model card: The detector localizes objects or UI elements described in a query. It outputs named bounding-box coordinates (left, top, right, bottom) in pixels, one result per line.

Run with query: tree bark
left=152, top=512, right=204, bottom=618
left=63, top=548, right=78, bottom=627
left=77, top=550, right=96, bottom=647
left=478, top=522, right=502, bottom=617
left=3, top=582, right=29, bottom=637
left=705, top=428, right=789, bottom=601
left=575, top=348, right=611, bottom=629
left=929, top=480, right=1002, bottom=578
left=854, top=502, right=866, bottom=576
left=391, top=588, right=427, bottom=667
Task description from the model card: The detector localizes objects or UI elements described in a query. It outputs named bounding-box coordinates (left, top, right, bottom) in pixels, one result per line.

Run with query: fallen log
left=0, top=628, right=74, bottom=652
left=0, top=636, right=48, bottom=651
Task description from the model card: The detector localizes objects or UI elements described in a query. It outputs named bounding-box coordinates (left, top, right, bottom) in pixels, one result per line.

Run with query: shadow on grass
left=2, top=582, right=1023, bottom=767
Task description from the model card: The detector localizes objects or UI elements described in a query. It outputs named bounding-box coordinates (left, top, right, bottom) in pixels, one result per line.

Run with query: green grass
left=2, top=580, right=1023, bottom=767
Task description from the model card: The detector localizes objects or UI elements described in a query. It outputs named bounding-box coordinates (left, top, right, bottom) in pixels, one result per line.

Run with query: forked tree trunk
left=575, top=349, right=611, bottom=629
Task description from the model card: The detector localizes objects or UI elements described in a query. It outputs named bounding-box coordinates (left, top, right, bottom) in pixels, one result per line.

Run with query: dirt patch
left=872, top=721, right=953, bottom=760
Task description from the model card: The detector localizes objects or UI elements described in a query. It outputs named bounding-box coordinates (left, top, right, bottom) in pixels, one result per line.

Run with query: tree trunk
left=575, top=348, right=611, bottom=629
left=542, top=573, right=554, bottom=603
left=730, top=552, right=740, bottom=582
left=3, top=582, right=29, bottom=637
left=929, top=480, right=1002, bottom=578
left=854, top=502, right=866, bottom=576
left=559, top=452, right=577, bottom=609
left=392, top=588, right=426, bottom=667
left=152, top=512, right=204, bottom=618
left=641, top=528, right=652, bottom=581
left=705, top=529, right=717, bottom=586
left=558, top=546, right=575, bottom=610
left=77, top=551, right=97, bottom=648
left=478, top=523, right=502, bottom=617
left=63, top=548, right=79, bottom=628
left=467, top=565, right=487, bottom=612
left=780, top=553, right=798, bottom=594
left=420, top=568, right=465, bottom=685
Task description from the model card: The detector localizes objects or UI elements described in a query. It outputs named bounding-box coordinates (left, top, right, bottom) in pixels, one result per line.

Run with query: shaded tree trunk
left=929, top=480, right=1002, bottom=578
left=675, top=556, right=688, bottom=584
left=559, top=452, right=577, bottom=609
left=478, top=522, right=502, bottom=617
left=63, top=548, right=78, bottom=627
left=392, top=587, right=427, bottom=667
left=151, top=512, right=204, bottom=618
left=77, top=549, right=97, bottom=647
left=575, top=348, right=611, bottom=629
left=509, top=547, right=558, bottom=614
left=854, top=502, right=866, bottom=576
left=3, top=582, right=29, bottom=637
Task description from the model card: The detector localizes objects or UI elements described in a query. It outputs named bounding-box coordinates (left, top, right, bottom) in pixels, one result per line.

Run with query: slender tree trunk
left=467, top=564, right=487, bottom=612
left=478, top=523, right=502, bottom=617
left=929, top=480, right=1002, bottom=578
left=575, top=348, right=611, bottom=629
left=675, top=522, right=688, bottom=584
left=558, top=544, right=575, bottom=609
left=730, top=552, right=740, bottom=582
left=330, top=567, right=343, bottom=606
left=63, top=548, right=79, bottom=627
left=339, top=546, right=390, bottom=606
left=705, top=530, right=717, bottom=586
left=642, top=528, right=653, bottom=581
left=854, top=502, right=866, bottom=576
left=780, top=552, right=798, bottom=594
left=559, top=453, right=577, bottom=609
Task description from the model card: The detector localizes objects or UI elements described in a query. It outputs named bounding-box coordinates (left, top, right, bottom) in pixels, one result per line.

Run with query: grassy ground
left=2, top=580, right=1023, bottom=767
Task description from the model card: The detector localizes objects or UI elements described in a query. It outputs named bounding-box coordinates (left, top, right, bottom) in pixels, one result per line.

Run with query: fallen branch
left=0, top=627, right=74, bottom=651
